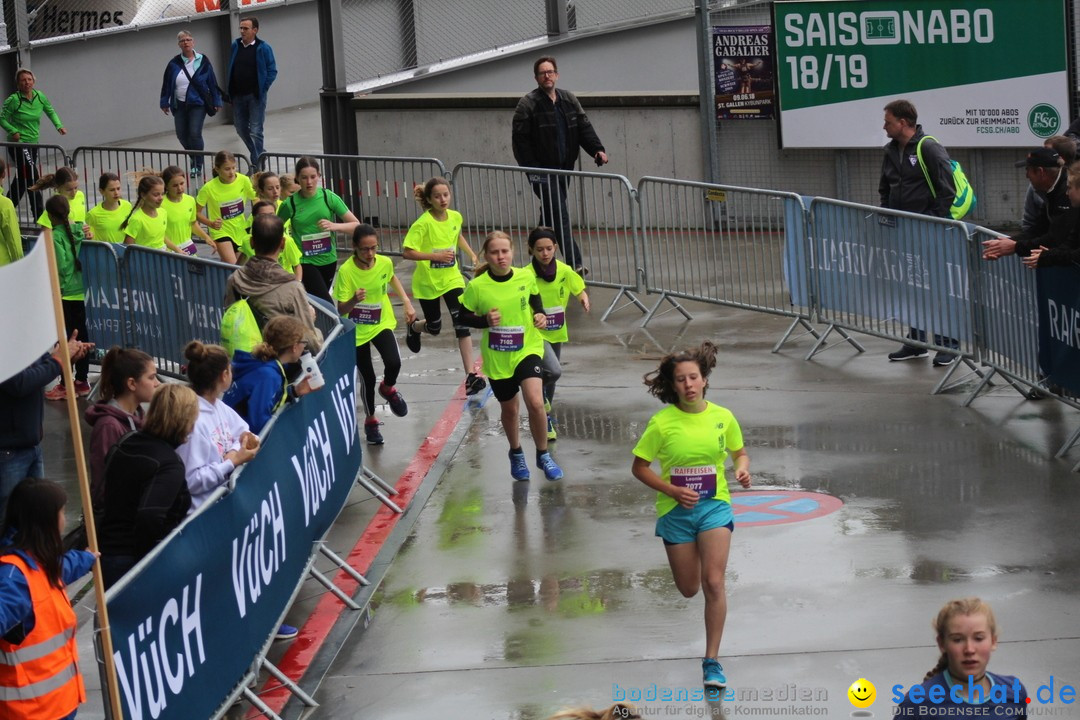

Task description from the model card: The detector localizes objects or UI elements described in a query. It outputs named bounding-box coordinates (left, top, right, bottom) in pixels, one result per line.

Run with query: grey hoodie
left=223, top=256, right=323, bottom=351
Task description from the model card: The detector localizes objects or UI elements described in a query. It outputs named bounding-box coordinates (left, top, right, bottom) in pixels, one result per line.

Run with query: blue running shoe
left=275, top=624, right=298, bottom=640
left=702, top=657, right=726, bottom=687
left=536, top=451, right=563, bottom=481
left=509, top=449, right=530, bottom=481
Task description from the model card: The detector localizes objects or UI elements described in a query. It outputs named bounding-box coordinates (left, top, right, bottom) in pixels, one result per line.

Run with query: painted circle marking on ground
left=731, top=490, right=843, bottom=527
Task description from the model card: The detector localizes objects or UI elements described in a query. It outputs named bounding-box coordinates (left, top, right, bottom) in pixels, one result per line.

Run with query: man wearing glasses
left=512, top=56, right=608, bottom=275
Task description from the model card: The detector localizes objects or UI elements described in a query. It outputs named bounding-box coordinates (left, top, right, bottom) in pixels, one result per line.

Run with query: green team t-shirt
left=461, top=267, right=544, bottom=380
left=162, top=194, right=199, bottom=255
left=524, top=260, right=586, bottom=344
left=124, top=207, right=168, bottom=250
left=196, top=175, right=256, bottom=250
left=333, top=254, right=397, bottom=346
left=632, top=402, right=744, bottom=518
left=276, top=189, right=351, bottom=267
left=86, top=200, right=133, bottom=244
left=272, top=199, right=303, bottom=272
left=403, top=210, right=466, bottom=300
left=37, top=190, right=87, bottom=228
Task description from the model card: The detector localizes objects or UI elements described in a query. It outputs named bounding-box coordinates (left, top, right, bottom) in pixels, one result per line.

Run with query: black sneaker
left=379, top=382, right=408, bottom=417
left=406, top=321, right=422, bottom=353
left=364, top=420, right=384, bottom=445
left=932, top=350, right=958, bottom=367
left=465, top=372, right=487, bottom=396
left=888, top=344, right=928, bottom=361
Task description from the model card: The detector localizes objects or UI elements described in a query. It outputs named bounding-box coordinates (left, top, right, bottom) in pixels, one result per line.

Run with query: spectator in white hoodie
left=176, top=340, right=259, bottom=512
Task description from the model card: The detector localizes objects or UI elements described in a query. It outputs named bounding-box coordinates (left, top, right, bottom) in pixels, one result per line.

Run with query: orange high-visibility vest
left=0, top=553, right=85, bottom=720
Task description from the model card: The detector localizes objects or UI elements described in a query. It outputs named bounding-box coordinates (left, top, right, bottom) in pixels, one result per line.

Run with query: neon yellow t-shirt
left=403, top=210, right=466, bottom=300
left=124, top=207, right=168, bottom=250
left=460, top=267, right=544, bottom=380
left=275, top=189, right=351, bottom=267
left=195, top=175, right=256, bottom=250
left=632, top=402, right=744, bottom=517
left=37, top=190, right=87, bottom=228
left=162, top=194, right=200, bottom=255
left=523, top=260, right=586, bottom=344
left=269, top=200, right=302, bottom=272
left=86, top=200, right=133, bottom=244
left=333, top=254, right=397, bottom=346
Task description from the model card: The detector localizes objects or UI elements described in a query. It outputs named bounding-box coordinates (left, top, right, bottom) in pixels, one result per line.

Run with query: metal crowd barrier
left=964, top=225, right=1044, bottom=405
left=450, top=162, right=643, bottom=320
left=806, top=198, right=979, bottom=394
left=636, top=177, right=817, bottom=343
left=70, top=145, right=253, bottom=211
left=0, top=141, right=71, bottom=232
left=259, top=152, right=447, bottom=256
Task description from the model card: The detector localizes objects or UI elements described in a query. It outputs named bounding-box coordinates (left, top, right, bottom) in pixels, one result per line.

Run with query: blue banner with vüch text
left=1037, top=267, right=1080, bottom=396
left=104, top=327, right=361, bottom=720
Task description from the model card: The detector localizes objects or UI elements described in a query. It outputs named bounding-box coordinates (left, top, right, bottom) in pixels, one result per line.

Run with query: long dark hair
left=45, top=194, right=80, bottom=272
left=98, top=346, right=154, bottom=402
left=121, top=175, right=164, bottom=230
left=0, top=478, right=68, bottom=589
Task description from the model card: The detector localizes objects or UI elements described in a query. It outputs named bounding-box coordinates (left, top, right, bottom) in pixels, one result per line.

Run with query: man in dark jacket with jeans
left=878, top=99, right=959, bottom=366
left=512, top=57, right=608, bottom=272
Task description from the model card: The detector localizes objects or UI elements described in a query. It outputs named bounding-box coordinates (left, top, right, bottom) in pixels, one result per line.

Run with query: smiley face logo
left=847, top=678, right=876, bottom=708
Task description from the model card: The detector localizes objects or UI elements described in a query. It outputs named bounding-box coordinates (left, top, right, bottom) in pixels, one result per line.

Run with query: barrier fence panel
left=637, top=177, right=815, bottom=338
left=964, top=226, right=1043, bottom=405
left=70, top=146, right=253, bottom=213
left=1, top=141, right=71, bottom=232
left=807, top=198, right=977, bottom=392
left=259, top=153, right=447, bottom=257
left=81, top=241, right=127, bottom=352
left=104, top=327, right=362, bottom=720
left=450, top=162, right=642, bottom=319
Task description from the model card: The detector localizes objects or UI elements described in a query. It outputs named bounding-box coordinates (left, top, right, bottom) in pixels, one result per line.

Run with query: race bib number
left=301, top=232, right=332, bottom=257
left=544, top=306, right=565, bottom=331
left=220, top=198, right=244, bottom=221
left=670, top=465, right=717, bottom=499
left=348, top=302, right=382, bottom=325
left=430, top=248, right=456, bottom=269
left=177, top=239, right=197, bottom=256
left=489, top=325, right=525, bottom=352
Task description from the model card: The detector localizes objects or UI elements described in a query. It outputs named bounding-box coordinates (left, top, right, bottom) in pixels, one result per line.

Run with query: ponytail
left=924, top=653, right=948, bottom=683
left=122, top=175, right=164, bottom=230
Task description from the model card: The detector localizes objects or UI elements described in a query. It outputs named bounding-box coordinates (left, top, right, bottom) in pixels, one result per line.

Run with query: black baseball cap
left=1015, top=147, right=1061, bottom=168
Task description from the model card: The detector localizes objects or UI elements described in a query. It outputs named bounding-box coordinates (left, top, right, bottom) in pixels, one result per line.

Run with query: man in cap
left=983, top=147, right=1071, bottom=261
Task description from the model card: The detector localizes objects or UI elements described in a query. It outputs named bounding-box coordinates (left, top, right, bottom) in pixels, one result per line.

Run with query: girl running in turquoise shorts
left=631, top=341, right=750, bottom=689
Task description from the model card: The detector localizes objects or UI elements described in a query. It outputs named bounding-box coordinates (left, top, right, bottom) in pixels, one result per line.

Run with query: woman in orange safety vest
left=0, top=478, right=95, bottom=720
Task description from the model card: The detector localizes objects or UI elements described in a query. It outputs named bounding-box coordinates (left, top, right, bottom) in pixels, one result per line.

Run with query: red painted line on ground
left=248, top=384, right=469, bottom=717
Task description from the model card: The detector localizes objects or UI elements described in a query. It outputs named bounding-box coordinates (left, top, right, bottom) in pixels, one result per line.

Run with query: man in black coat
left=512, top=57, right=608, bottom=273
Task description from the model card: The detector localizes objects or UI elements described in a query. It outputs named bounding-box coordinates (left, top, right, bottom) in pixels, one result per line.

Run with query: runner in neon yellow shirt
left=631, top=341, right=750, bottom=690
left=195, top=150, right=255, bottom=264
left=459, top=231, right=562, bottom=482
left=87, top=173, right=133, bottom=244
left=162, top=166, right=215, bottom=257
left=402, top=177, right=485, bottom=396
left=34, top=167, right=88, bottom=236
left=523, top=226, right=590, bottom=442
left=275, top=156, right=359, bottom=303
left=253, top=171, right=301, bottom=279
left=122, top=175, right=181, bottom=253
left=334, top=225, right=416, bottom=446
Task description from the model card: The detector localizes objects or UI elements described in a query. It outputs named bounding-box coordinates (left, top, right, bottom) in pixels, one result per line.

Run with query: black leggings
left=300, top=261, right=335, bottom=305
left=61, top=299, right=89, bottom=382
left=356, top=329, right=402, bottom=416
left=417, top=287, right=470, bottom=339
left=8, top=146, right=42, bottom=219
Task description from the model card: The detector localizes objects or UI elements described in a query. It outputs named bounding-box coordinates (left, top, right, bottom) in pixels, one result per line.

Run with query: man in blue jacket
left=227, top=16, right=277, bottom=167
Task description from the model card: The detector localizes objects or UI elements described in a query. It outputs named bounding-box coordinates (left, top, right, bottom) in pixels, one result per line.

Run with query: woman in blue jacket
left=160, top=30, right=222, bottom=178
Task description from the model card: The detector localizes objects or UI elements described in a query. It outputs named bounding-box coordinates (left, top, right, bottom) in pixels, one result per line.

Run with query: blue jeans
left=0, top=445, right=44, bottom=521
left=232, top=92, right=267, bottom=166
left=173, top=101, right=207, bottom=170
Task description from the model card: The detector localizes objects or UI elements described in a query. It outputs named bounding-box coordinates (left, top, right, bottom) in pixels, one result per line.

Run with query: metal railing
left=451, top=162, right=643, bottom=320
left=259, top=152, right=448, bottom=257
left=1, top=141, right=72, bottom=232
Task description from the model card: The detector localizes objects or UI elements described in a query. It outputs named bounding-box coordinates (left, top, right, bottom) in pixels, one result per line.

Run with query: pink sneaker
left=74, top=381, right=92, bottom=397
left=44, top=384, right=67, bottom=401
